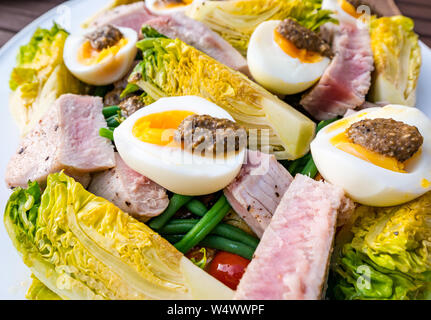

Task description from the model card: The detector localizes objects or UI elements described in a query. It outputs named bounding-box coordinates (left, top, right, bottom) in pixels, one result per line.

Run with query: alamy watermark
left=357, top=265, right=372, bottom=291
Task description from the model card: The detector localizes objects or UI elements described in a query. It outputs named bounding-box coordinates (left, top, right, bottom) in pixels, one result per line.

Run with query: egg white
left=114, top=96, right=247, bottom=196
left=146, top=0, right=204, bottom=15
left=247, top=20, right=331, bottom=95
left=64, top=27, right=138, bottom=85
left=311, top=105, right=431, bottom=207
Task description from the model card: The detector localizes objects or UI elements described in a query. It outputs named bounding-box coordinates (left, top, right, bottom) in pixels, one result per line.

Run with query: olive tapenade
left=175, top=115, right=247, bottom=155
left=86, top=25, right=123, bottom=51
left=119, top=96, right=146, bottom=117
left=276, top=19, right=333, bottom=59
left=347, top=118, right=423, bottom=162
left=104, top=88, right=124, bottom=106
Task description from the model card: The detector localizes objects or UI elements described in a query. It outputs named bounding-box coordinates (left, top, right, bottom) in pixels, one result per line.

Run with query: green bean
left=287, top=159, right=301, bottom=176
left=149, top=194, right=193, bottom=230
left=200, top=235, right=255, bottom=260
left=211, top=224, right=259, bottom=249
left=106, top=115, right=121, bottom=128
left=103, top=106, right=120, bottom=118
left=166, top=219, right=200, bottom=226
left=299, top=118, right=340, bottom=178
left=163, top=234, right=183, bottom=244
left=287, top=153, right=311, bottom=176
left=185, top=199, right=208, bottom=217
left=164, top=234, right=255, bottom=260
left=99, top=128, right=114, bottom=141
left=174, top=195, right=231, bottom=254
left=301, top=158, right=319, bottom=178
left=160, top=219, right=259, bottom=249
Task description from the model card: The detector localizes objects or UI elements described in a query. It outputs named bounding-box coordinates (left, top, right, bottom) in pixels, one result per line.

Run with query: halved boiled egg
left=114, top=96, right=247, bottom=196
left=311, top=105, right=431, bottom=207
left=146, top=0, right=204, bottom=15
left=64, top=27, right=137, bottom=85
left=247, top=20, right=331, bottom=95
left=322, top=0, right=364, bottom=24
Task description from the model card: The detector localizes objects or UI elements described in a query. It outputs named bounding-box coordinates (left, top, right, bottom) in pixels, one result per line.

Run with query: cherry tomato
left=207, top=251, right=250, bottom=290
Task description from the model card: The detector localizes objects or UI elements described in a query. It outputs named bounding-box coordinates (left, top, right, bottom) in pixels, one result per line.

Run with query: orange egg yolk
left=273, top=29, right=323, bottom=64
left=154, top=0, right=192, bottom=9
left=132, top=110, right=195, bottom=146
left=421, top=179, right=431, bottom=189
left=330, top=132, right=407, bottom=173
left=325, top=114, right=369, bottom=134
left=339, top=0, right=362, bottom=18
left=77, top=38, right=128, bottom=66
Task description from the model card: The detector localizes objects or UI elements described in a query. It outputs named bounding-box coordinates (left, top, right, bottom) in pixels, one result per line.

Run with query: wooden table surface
left=0, top=0, right=430, bottom=48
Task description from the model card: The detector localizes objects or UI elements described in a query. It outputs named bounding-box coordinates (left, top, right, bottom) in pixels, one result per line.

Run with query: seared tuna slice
left=300, top=22, right=374, bottom=120
left=224, top=150, right=293, bottom=238
left=90, top=2, right=156, bottom=33
left=88, top=153, right=169, bottom=221
left=6, top=94, right=115, bottom=188
left=145, top=13, right=250, bottom=76
left=235, top=174, right=349, bottom=300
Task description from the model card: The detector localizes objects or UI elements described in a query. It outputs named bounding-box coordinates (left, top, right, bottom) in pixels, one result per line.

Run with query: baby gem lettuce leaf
left=4, top=172, right=233, bottom=300
left=369, top=16, right=421, bottom=107
left=26, top=275, right=61, bottom=300
left=5, top=181, right=41, bottom=243
left=9, top=24, right=85, bottom=136
left=330, top=192, right=431, bottom=300
left=10, top=24, right=67, bottom=91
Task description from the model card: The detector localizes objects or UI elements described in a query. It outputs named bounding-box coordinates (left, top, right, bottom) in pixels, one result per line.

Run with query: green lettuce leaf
left=120, top=83, right=141, bottom=98
left=10, top=24, right=67, bottom=90
left=369, top=16, right=421, bottom=107
left=9, top=68, right=37, bottom=92
left=130, top=35, right=316, bottom=160
left=330, top=193, right=431, bottom=300
left=4, top=172, right=233, bottom=300
left=5, top=180, right=41, bottom=242
left=186, top=0, right=336, bottom=56
left=140, top=25, right=168, bottom=39
left=26, top=275, right=61, bottom=300
left=9, top=24, right=85, bottom=135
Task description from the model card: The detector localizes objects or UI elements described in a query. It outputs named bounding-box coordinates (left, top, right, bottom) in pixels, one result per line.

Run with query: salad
left=4, top=0, right=430, bottom=300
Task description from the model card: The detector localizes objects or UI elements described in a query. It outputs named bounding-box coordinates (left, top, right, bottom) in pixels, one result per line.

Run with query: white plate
left=0, top=0, right=431, bottom=300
